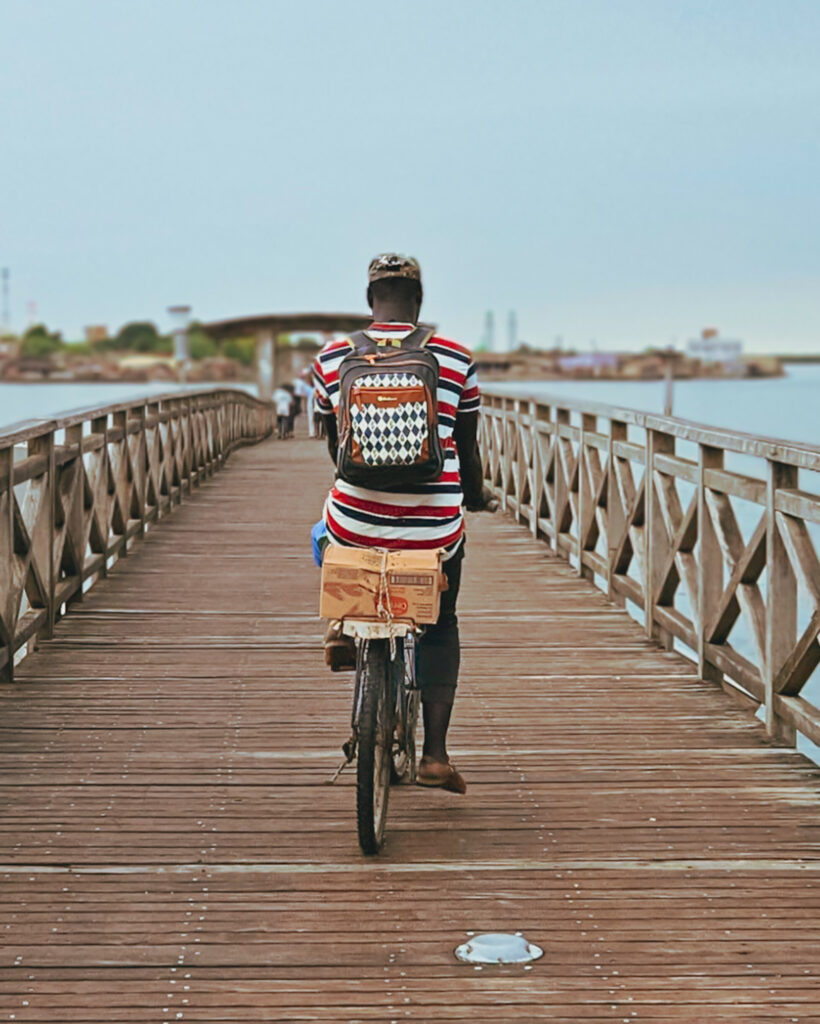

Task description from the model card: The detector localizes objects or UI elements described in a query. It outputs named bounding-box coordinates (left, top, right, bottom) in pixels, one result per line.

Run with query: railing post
left=514, top=399, right=524, bottom=523
left=165, top=402, right=181, bottom=506
left=697, top=444, right=724, bottom=685
left=541, top=404, right=554, bottom=550
left=147, top=402, right=161, bottom=516
left=554, top=408, right=570, bottom=564
left=64, top=423, right=84, bottom=605
left=578, top=413, right=595, bottom=580
left=646, top=428, right=674, bottom=649
left=111, top=410, right=129, bottom=542
left=0, top=445, right=13, bottom=682
left=607, top=420, right=627, bottom=606
left=483, top=397, right=493, bottom=494
left=132, top=406, right=147, bottom=537
left=765, top=459, right=798, bottom=745
left=34, top=431, right=57, bottom=638
left=499, top=397, right=509, bottom=514
left=92, top=415, right=109, bottom=575
left=528, top=400, right=539, bottom=539
left=182, top=398, right=193, bottom=494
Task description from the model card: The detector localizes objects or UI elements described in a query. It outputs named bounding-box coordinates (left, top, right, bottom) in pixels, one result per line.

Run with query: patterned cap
left=367, top=253, right=422, bottom=285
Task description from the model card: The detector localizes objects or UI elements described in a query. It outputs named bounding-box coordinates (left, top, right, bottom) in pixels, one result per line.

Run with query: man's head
left=366, top=253, right=423, bottom=319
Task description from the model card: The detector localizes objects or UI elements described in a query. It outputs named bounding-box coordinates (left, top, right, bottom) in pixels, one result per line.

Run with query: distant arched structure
left=203, top=313, right=370, bottom=399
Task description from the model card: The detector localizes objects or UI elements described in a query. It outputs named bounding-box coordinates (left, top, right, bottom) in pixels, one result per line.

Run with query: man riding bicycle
left=313, top=253, right=494, bottom=795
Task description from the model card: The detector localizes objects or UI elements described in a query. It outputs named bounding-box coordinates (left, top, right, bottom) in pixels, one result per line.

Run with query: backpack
left=336, top=326, right=444, bottom=489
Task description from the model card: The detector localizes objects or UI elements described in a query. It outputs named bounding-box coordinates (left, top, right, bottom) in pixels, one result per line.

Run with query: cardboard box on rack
left=320, top=547, right=444, bottom=624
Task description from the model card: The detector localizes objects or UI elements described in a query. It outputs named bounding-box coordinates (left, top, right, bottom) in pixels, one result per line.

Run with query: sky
left=1, top=0, right=819, bottom=353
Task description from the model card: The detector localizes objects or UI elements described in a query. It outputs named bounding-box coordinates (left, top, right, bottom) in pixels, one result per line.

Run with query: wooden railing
left=480, top=391, right=820, bottom=748
left=0, top=389, right=273, bottom=681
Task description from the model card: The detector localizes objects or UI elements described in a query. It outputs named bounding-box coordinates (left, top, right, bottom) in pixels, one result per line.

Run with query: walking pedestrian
left=294, top=372, right=316, bottom=438
left=273, top=385, right=293, bottom=440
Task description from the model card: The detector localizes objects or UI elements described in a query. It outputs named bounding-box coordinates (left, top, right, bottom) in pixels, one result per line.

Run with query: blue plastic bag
left=311, top=519, right=329, bottom=567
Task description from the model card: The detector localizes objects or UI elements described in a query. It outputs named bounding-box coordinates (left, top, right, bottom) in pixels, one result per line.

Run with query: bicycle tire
left=390, top=648, right=408, bottom=782
left=356, top=639, right=392, bottom=855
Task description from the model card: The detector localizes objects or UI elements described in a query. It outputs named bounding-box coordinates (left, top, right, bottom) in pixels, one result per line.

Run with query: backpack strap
left=401, top=324, right=436, bottom=350
left=348, top=324, right=436, bottom=353
left=348, top=330, right=378, bottom=354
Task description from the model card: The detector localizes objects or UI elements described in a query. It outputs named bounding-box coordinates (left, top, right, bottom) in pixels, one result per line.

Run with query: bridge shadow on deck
left=1, top=432, right=819, bottom=1021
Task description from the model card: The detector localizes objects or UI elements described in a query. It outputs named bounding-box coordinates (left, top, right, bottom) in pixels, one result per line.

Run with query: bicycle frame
left=341, top=619, right=421, bottom=777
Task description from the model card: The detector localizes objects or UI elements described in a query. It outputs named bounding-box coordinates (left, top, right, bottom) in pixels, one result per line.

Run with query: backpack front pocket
left=349, top=378, right=431, bottom=467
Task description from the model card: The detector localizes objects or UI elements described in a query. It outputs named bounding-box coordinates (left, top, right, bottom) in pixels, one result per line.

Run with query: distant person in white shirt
left=293, top=373, right=316, bottom=437
left=273, top=386, right=293, bottom=440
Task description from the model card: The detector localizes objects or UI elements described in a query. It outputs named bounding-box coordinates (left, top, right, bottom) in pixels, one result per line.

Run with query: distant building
left=507, top=311, right=518, bottom=352
left=480, top=311, right=495, bottom=352
left=85, top=325, right=109, bottom=344
left=619, top=353, right=668, bottom=380
left=558, top=353, right=620, bottom=376
left=687, top=328, right=743, bottom=369
left=0, top=335, right=20, bottom=360
left=474, top=351, right=515, bottom=374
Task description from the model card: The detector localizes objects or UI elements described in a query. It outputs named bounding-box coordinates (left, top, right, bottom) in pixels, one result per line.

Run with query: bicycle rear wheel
left=391, top=688, right=420, bottom=783
left=391, top=633, right=420, bottom=784
left=356, top=639, right=392, bottom=855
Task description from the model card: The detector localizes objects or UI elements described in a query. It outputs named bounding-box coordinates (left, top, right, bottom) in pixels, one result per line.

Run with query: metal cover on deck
left=454, top=932, right=544, bottom=965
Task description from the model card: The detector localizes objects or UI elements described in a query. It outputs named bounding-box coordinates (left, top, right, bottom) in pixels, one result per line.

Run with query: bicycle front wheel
left=356, top=639, right=392, bottom=855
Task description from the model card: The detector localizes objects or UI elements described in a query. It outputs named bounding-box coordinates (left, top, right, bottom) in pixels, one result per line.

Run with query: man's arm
left=453, top=411, right=487, bottom=510
left=324, top=413, right=338, bottom=465
left=453, top=353, right=496, bottom=511
left=311, top=356, right=339, bottom=465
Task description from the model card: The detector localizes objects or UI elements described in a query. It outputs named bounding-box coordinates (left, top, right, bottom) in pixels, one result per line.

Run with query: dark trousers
left=416, top=543, right=464, bottom=707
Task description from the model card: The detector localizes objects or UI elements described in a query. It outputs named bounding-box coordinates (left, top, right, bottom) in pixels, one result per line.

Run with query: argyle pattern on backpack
left=356, top=372, right=415, bottom=389
left=350, top=372, right=429, bottom=467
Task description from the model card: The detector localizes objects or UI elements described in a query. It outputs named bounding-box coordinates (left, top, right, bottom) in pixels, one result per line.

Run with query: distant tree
left=21, top=324, right=64, bottom=358
left=65, top=341, right=93, bottom=357
left=188, top=328, right=218, bottom=361
left=223, top=337, right=256, bottom=367
left=114, top=321, right=172, bottom=354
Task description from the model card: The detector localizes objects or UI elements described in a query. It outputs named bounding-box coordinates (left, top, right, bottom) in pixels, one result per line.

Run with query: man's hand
left=465, top=485, right=499, bottom=514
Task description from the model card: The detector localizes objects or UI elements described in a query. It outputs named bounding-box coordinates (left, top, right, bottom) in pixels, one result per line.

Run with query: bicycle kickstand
left=326, top=735, right=357, bottom=785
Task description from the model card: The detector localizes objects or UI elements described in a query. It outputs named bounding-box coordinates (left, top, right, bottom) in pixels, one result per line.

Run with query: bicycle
left=333, top=618, right=422, bottom=855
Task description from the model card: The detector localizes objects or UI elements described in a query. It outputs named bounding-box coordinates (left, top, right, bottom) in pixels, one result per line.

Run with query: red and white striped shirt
left=313, top=322, right=480, bottom=558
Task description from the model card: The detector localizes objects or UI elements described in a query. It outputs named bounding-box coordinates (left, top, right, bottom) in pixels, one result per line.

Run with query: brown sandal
left=417, top=758, right=467, bottom=794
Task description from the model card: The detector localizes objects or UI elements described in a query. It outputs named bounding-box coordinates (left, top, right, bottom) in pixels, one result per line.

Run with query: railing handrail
left=482, top=385, right=820, bottom=470
left=0, top=386, right=266, bottom=447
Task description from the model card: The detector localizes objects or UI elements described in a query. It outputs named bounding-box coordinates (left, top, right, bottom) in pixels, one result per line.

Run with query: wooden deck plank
left=1, top=434, right=819, bottom=1020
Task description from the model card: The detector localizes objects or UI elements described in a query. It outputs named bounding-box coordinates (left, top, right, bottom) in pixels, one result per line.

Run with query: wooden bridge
left=1, top=389, right=819, bottom=1021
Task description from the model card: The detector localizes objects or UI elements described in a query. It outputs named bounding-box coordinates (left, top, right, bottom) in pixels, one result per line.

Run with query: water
left=0, top=380, right=256, bottom=431
left=1, top=365, right=817, bottom=442
left=485, top=362, right=819, bottom=447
